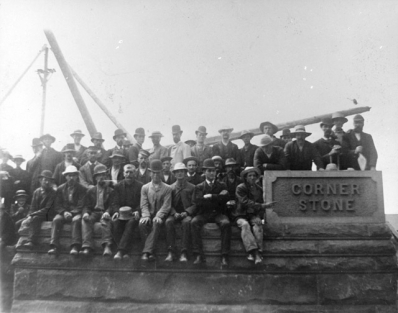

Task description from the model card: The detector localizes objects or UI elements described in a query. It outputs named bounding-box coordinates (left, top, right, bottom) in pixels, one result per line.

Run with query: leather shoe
left=70, top=246, right=79, bottom=255
left=179, top=252, right=188, bottom=262
left=164, top=251, right=174, bottom=262
left=48, top=248, right=58, bottom=255
left=193, top=255, right=203, bottom=265
left=23, top=242, right=34, bottom=249
left=114, top=251, right=123, bottom=261
left=141, top=253, right=149, bottom=261
left=254, top=254, right=262, bottom=265
left=81, top=248, right=91, bottom=256
left=148, top=254, right=155, bottom=262
left=103, top=245, right=112, bottom=257
left=221, top=256, right=229, bottom=267
left=247, top=253, right=254, bottom=262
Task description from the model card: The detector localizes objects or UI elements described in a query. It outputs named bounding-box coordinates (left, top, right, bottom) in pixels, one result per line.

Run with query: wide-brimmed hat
left=239, top=130, right=254, bottom=140
left=0, top=150, right=12, bottom=159
left=260, top=135, right=273, bottom=146
left=160, top=156, right=173, bottom=163
left=134, top=128, right=145, bottom=137
left=14, top=190, right=28, bottom=199
left=148, top=131, right=163, bottom=138
left=183, top=156, right=198, bottom=165
left=113, top=129, right=126, bottom=140
left=172, top=162, right=188, bottom=172
left=61, top=143, right=76, bottom=153
left=320, top=118, right=334, bottom=128
left=93, top=164, right=107, bottom=177
left=70, top=130, right=85, bottom=137
left=218, top=125, right=233, bottom=133
left=148, top=159, right=163, bottom=172
left=224, top=158, right=237, bottom=166
left=122, top=139, right=132, bottom=147
left=195, top=126, right=208, bottom=135
left=109, top=150, right=125, bottom=159
left=62, top=165, right=79, bottom=176
left=38, top=170, right=54, bottom=180
left=185, top=139, right=196, bottom=146
left=91, top=132, right=105, bottom=142
left=202, top=158, right=216, bottom=169
left=40, top=133, right=56, bottom=143
left=31, top=138, right=43, bottom=147
left=118, top=206, right=134, bottom=220
left=240, top=167, right=261, bottom=179
left=259, top=121, right=278, bottom=134
left=353, top=114, right=365, bottom=121
left=292, top=125, right=311, bottom=137
left=172, top=125, right=182, bottom=133
left=331, top=112, right=348, bottom=123
left=280, top=129, right=291, bottom=139
left=138, top=150, right=150, bottom=158
left=12, top=154, right=26, bottom=162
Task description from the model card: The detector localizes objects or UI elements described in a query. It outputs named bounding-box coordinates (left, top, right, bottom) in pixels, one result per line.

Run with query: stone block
left=284, top=223, right=369, bottom=238
left=367, top=224, right=392, bottom=238
left=264, top=240, right=319, bottom=255
left=318, top=240, right=396, bottom=255
left=13, top=269, right=37, bottom=299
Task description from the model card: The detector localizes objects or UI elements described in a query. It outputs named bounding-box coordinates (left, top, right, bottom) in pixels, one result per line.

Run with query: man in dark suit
left=346, top=114, right=378, bottom=170
left=108, top=150, right=126, bottom=187
left=183, top=156, right=204, bottom=185
left=161, top=156, right=176, bottom=185
left=79, top=146, right=104, bottom=189
left=259, top=121, right=286, bottom=149
left=191, top=126, right=213, bottom=172
left=104, top=129, right=128, bottom=168
left=12, top=155, right=31, bottom=196
left=133, top=150, right=151, bottom=184
left=128, top=128, right=146, bottom=163
left=254, top=135, right=287, bottom=172
left=190, top=159, right=231, bottom=267
left=53, top=144, right=81, bottom=187
left=80, top=132, right=107, bottom=165
left=68, top=130, right=87, bottom=165
left=27, top=138, right=44, bottom=193
left=39, top=133, right=63, bottom=173
left=239, top=130, right=258, bottom=168
left=212, top=126, right=241, bottom=168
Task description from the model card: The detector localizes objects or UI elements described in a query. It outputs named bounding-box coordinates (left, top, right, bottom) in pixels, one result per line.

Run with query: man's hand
left=203, top=194, right=212, bottom=199
left=174, top=213, right=181, bottom=220
left=262, top=201, right=276, bottom=208
left=153, top=216, right=163, bottom=224
left=133, top=211, right=140, bottom=220
left=64, top=211, right=72, bottom=221
left=219, top=190, right=228, bottom=196
left=180, top=212, right=188, bottom=219
left=102, top=212, right=110, bottom=220
left=112, top=212, right=119, bottom=221
left=355, top=146, right=363, bottom=154
left=17, top=207, right=25, bottom=214
left=370, top=166, right=376, bottom=171
left=140, top=217, right=151, bottom=224
left=262, top=164, right=268, bottom=169
left=14, top=180, right=21, bottom=185
left=83, top=213, right=90, bottom=221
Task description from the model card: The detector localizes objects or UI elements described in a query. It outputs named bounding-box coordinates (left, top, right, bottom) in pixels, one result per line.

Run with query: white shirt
left=111, top=167, right=120, bottom=184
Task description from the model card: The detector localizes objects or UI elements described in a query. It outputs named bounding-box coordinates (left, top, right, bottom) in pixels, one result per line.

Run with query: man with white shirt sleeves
left=79, top=146, right=104, bottom=189
left=148, top=131, right=168, bottom=161
left=169, top=125, right=191, bottom=169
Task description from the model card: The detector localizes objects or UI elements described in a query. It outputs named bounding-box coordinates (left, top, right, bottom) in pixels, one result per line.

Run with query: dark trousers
left=0, top=211, right=16, bottom=246
left=82, top=212, right=113, bottom=249
left=165, top=215, right=192, bottom=252
left=27, top=215, right=45, bottom=244
left=191, top=213, right=231, bottom=256
left=236, top=215, right=263, bottom=252
left=50, top=213, right=82, bottom=248
left=112, top=218, right=138, bottom=253
left=139, top=218, right=165, bottom=254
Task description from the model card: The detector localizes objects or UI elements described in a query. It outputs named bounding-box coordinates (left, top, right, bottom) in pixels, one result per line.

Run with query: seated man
left=221, top=158, right=242, bottom=202
left=81, top=164, right=114, bottom=256
left=165, top=163, right=195, bottom=262
left=183, top=156, right=204, bottom=185
left=239, top=130, right=258, bottom=168
left=48, top=166, right=87, bottom=255
left=253, top=135, right=287, bottom=172
left=11, top=190, right=30, bottom=230
left=161, top=156, right=176, bottom=185
left=21, top=171, right=56, bottom=248
left=139, top=160, right=172, bottom=261
left=212, top=155, right=225, bottom=181
left=190, top=159, right=230, bottom=267
left=111, top=164, right=143, bottom=260
left=108, top=150, right=126, bottom=186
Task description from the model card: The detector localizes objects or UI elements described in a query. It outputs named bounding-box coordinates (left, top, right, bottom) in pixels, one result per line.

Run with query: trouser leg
left=71, top=214, right=82, bottom=248
left=118, top=218, right=138, bottom=252
left=27, top=216, right=45, bottom=244
left=100, top=217, right=113, bottom=247
left=142, top=220, right=163, bottom=254
left=112, top=219, right=126, bottom=246
left=165, top=215, right=176, bottom=252
left=236, top=218, right=257, bottom=252
left=215, top=214, right=231, bottom=255
left=82, top=212, right=101, bottom=249
left=191, top=215, right=206, bottom=255
left=50, top=214, right=65, bottom=248
left=181, top=215, right=192, bottom=252
left=250, top=215, right=263, bottom=252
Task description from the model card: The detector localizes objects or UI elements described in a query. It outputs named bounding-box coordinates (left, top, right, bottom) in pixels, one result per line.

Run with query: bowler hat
left=122, top=139, right=132, bottom=147
left=134, top=128, right=145, bottom=136
left=138, top=150, right=150, bottom=158
left=185, top=139, right=196, bottom=146
left=259, top=121, right=278, bottom=134
left=320, top=118, right=334, bottom=128
left=62, top=165, right=79, bottom=176
left=218, top=125, right=233, bottom=133
left=239, top=130, right=254, bottom=140
left=353, top=114, right=365, bottom=121
left=31, top=138, right=43, bottom=147
left=38, top=170, right=54, bottom=180
left=224, top=158, right=237, bottom=166
left=91, top=132, right=105, bottom=142
left=195, top=126, right=207, bottom=135
left=93, top=164, right=107, bottom=177
left=40, top=133, right=56, bottom=143
left=183, top=156, right=198, bottom=165
left=291, top=125, right=311, bottom=137
left=148, top=131, right=163, bottom=138
left=148, top=159, right=163, bottom=172
left=118, top=206, right=134, bottom=220
left=113, top=129, right=126, bottom=140
left=61, top=143, right=76, bottom=153
left=70, top=130, right=85, bottom=137
left=211, top=155, right=223, bottom=164
left=202, top=158, right=216, bottom=169
left=12, top=154, right=26, bottom=162
left=172, top=162, right=188, bottom=172
left=280, top=129, right=291, bottom=139
left=240, top=167, right=261, bottom=179
left=331, top=112, right=348, bottom=123
left=161, top=156, right=173, bottom=163
left=109, top=150, right=126, bottom=159
left=14, top=190, right=28, bottom=199
left=172, top=125, right=182, bottom=133
left=260, top=135, right=273, bottom=146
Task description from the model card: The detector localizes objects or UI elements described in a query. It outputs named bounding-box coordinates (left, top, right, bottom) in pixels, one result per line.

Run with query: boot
left=114, top=251, right=123, bottom=260
left=103, top=244, right=112, bottom=257
left=165, top=251, right=174, bottom=262
left=179, top=251, right=188, bottom=262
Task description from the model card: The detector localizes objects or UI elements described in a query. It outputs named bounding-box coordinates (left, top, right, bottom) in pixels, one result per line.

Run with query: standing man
left=259, top=121, right=285, bottom=148
left=12, top=155, right=31, bottom=196
left=122, top=139, right=133, bottom=150
left=190, top=159, right=231, bottom=267
left=165, top=163, right=195, bottom=262
left=332, top=112, right=348, bottom=132
left=0, top=151, right=14, bottom=210
left=39, top=133, right=63, bottom=173
left=239, top=130, right=258, bottom=168
left=346, top=115, right=378, bottom=170
left=280, top=129, right=292, bottom=144
left=48, top=166, right=87, bottom=255
left=104, top=129, right=128, bottom=168
left=212, top=126, right=241, bottom=168
left=139, top=160, right=172, bottom=261
left=161, top=156, right=176, bottom=185
left=284, top=125, right=324, bottom=171
left=133, top=150, right=151, bottom=184
left=110, top=164, right=143, bottom=260
left=148, top=131, right=168, bottom=162
left=79, top=146, right=104, bottom=189
left=253, top=135, right=287, bottom=172
left=128, top=127, right=146, bottom=162
left=169, top=125, right=191, bottom=169
left=191, top=126, right=213, bottom=172
left=183, top=156, right=204, bottom=185
left=108, top=150, right=126, bottom=186
left=27, top=138, right=44, bottom=193
left=69, top=130, right=87, bottom=164
left=81, top=132, right=107, bottom=165
left=221, top=158, right=242, bottom=203
left=53, top=144, right=80, bottom=186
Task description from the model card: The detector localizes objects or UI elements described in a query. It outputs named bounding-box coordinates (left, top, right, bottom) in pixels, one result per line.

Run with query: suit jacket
left=148, top=145, right=168, bottom=161
left=79, top=161, right=103, bottom=189
left=284, top=140, right=323, bottom=170
left=186, top=172, right=204, bottom=185
left=11, top=167, right=31, bottom=195
left=40, top=147, right=63, bottom=173
left=233, top=182, right=264, bottom=220
left=212, top=141, right=241, bottom=166
left=108, top=166, right=125, bottom=187
left=272, top=137, right=286, bottom=149
left=29, top=186, right=57, bottom=220
left=133, top=168, right=151, bottom=185
left=170, top=180, right=195, bottom=215
left=111, top=179, right=143, bottom=215
left=313, top=137, right=350, bottom=169
left=169, top=141, right=191, bottom=168
left=190, top=180, right=229, bottom=217
left=162, top=172, right=176, bottom=185
left=253, top=146, right=287, bottom=172
left=54, top=183, right=87, bottom=215
left=345, top=130, right=378, bottom=170
left=240, top=143, right=258, bottom=167
left=140, top=181, right=172, bottom=219
left=62, top=144, right=87, bottom=164
left=128, top=143, right=142, bottom=162
left=83, top=185, right=114, bottom=214
left=191, top=144, right=213, bottom=171
left=53, top=161, right=81, bottom=186
left=11, top=203, right=30, bottom=223
left=27, top=154, right=42, bottom=193
left=221, top=175, right=243, bottom=200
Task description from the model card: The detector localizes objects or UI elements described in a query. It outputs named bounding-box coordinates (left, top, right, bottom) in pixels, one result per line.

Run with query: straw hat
left=240, top=167, right=261, bottom=179
left=172, top=162, right=188, bottom=172
left=62, top=165, right=79, bottom=176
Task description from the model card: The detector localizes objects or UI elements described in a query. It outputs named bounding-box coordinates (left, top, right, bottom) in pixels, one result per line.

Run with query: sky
left=0, top=0, right=397, bottom=212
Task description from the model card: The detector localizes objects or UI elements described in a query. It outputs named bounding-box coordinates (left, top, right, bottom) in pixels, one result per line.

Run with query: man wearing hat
left=0, top=150, right=15, bottom=210
left=164, top=162, right=195, bottom=262
left=183, top=156, right=204, bottom=186
left=191, top=126, right=213, bottom=171
left=140, top=159, right=172, bottom=261
left=148, top=131, right=168, bottom=162
left=212, top=126, right=241, bottom=169
left=169, top=125, right=192, bottom=169
left=11, top=190, right=30, bottom=230
left=284, top=125, right=324, bottom=170
left=212, top=155, right=225, bottom=181
left=128, top=127, right=146, bottom=163
left=108, top=150, right=126, bottom=186
left=239, top=130, right=258, bottom=168
left=110, top=164, right=144, bottom=260
left=332, top=112, right=348, bottom=132
left=133, top=150, right=152, bottom=184
left=190, top=158, right=231, bottom=267
left=48, top=165, right=87, bottom=255
left=12, top=155, right=31, bottom=196
left=259, top=121, right=286, bottom=148
left=221, top=158, right=242, bottom=204
left=39, top=133, right=63, bottom=173
left=21, top=170, right=57, bottom=248
left=52, top=144, right=81, bottom=186
left=81, top=164, right=114, bottom=256
left=79, top=146, right=105, bottom=189
left=122, top=139, right=132, bottom=150
left=67, top=130, right=87, bottom=164
left=185, top=139, right=196, bottom=148
left=254, top=135, right=287, bottom=172
left=104, top=129, right=128, bottom=168
left=27, top=138, right=44, bottom=193
left=346, top=115, right=378, bottom=170
left=81, top=132, right=107, bottom=165
left=161, top=156, right=176, bottom=185
left=280, top=129, right=292, bottom=144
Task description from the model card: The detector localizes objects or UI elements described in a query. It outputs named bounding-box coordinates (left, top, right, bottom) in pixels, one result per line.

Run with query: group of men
left=0, top=112, right=377, bottom=266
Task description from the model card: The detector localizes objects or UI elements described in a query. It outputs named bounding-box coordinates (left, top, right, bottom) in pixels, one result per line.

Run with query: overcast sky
left=0, top=0, right=397, bottom=212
